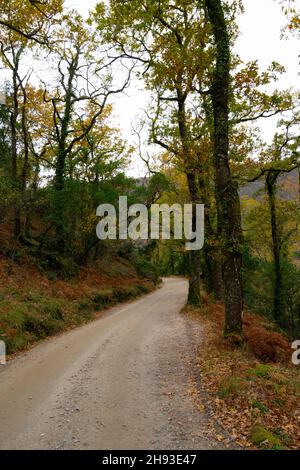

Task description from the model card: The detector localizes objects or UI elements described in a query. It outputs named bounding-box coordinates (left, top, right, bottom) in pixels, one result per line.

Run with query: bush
left=112, top=286, right=139, bottom=302
left=242, top=245, right=300, bottom=337
left=38, top=253, right=80, bottom=279
left=77, top=298, right=94, bottom=315
left=23, top=313, right=63, bottom=338
left=281, top=261, right=300, bottom=335
left=90, top=289, right=114, bottom=309
left=117, top=242, right=160, bottom=283
left=135, top=283, right=151, bottom=294
left=245, top=325, right=290, bottom=363
left=135, top=257, right=160, bottom=283
left=4, top=334, right=32, bottom=354
left=42, top=301, right=64, bottom=320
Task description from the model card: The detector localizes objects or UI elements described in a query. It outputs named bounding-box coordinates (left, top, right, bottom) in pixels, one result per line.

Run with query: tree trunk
left=11, top=69, right=21, bottom=239
left=175, top=84, right=202, bottom=305
left=204, top=0, right=244, bottom=337
left=20, top=88, right=30, bottom=238
left=197, top=170, right=223, bottom=300
left=201, top=97, right=224, bottom=300
left=266, top=171, right=283, bottom=326
left=53, top=57, right=77, bottom=251
left=203, top=233, right=223, bottom=300
left=186, top=173, right=202, bottom=305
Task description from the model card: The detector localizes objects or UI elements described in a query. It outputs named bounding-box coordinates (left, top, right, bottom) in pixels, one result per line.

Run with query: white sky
left=65, top=0, right=300, bottom=175
left=2, top=0, right=298, bottom=176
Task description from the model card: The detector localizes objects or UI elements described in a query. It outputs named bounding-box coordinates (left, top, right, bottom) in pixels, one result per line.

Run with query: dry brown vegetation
left=0, top=246, right=155, bottom=356
left=185, top=300, right=300, bottom=450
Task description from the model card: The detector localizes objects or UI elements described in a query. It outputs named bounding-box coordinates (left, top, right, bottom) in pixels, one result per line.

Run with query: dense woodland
left=0, top=0, right=299, bottom=344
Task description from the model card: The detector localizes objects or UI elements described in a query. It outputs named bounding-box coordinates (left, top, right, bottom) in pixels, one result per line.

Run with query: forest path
left=0, top=278, right=228, bottom=450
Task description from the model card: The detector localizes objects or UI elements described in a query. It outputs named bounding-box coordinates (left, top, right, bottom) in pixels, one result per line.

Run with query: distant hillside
left=240, top=169, right=299, bottom=201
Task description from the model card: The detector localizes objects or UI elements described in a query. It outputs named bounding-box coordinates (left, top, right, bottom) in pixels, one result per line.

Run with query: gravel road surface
left=0, top=278, right=228, bottom=450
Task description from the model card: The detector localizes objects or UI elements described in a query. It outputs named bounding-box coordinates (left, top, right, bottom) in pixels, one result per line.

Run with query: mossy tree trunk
left=52, top=49, right=80, bottom=252
left=198, top=169, right=223, bottom=300
left=9, top=48, right=24, bottom=239
left=266, top=170, right=283, bottom=326
left=204, top=0, right=244, bottom=337
left=186, top=172, right=202, bottom=306
left=177, top=92, right=202, bottom=306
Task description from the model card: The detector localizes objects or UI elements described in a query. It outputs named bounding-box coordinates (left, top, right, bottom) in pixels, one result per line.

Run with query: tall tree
left=97, top=0, right=216, bottom=305
left=204, top=0, right=244, bottom=337
left=247, top=114, right=300, bottom=325
left=0, top=0, right=62, bottom=44
left=0, top=35, right=28, bottom=238
left=42, top=13, right=132, bottom=249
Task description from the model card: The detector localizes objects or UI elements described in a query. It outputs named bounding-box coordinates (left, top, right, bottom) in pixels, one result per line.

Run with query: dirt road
left=0, top=277, right=227, bottom=450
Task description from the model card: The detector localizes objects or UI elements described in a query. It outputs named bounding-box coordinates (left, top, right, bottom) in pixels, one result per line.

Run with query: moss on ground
left=250, top=425, right=287, bottom=450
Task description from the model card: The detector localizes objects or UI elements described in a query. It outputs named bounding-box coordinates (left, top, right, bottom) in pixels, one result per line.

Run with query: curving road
left=0, top=278, right=226, bottom=450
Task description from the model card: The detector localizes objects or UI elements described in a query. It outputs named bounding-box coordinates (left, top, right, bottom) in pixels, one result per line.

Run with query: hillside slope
left=0, top=240, right=156, bottom=356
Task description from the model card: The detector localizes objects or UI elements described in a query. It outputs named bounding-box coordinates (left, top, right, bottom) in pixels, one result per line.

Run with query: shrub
left=112, top=286, right=139, bottom=302
left=135, top=257, right=160, bottom=283
left=135, top=283, right=151, bottom=294
left=245, top=325, right=290, bottom=363
left=77, top=298, right=94, bottom=315
left=91, top=289, right=114, bottom=309
left=23, top=313, right=63, bottom=338
left=42, top=301, right=64, bottom=320
left=4, top=333, right=32, bottom=354
left=243, top=246, right=300, bottom=337
left=38, top=253, right=80, bottom=279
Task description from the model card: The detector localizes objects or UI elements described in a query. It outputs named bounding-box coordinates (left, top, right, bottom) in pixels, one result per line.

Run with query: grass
left=0, top=284, right=153, bottom=355
left=251, top=400, right=269, bottom=414
left=217, top=375, right=247, bottom=399
left=246, top=364, right=274, bottom=380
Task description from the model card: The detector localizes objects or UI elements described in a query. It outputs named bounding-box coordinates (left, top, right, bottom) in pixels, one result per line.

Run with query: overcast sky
left=64, top=0, right=300, bottom=175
